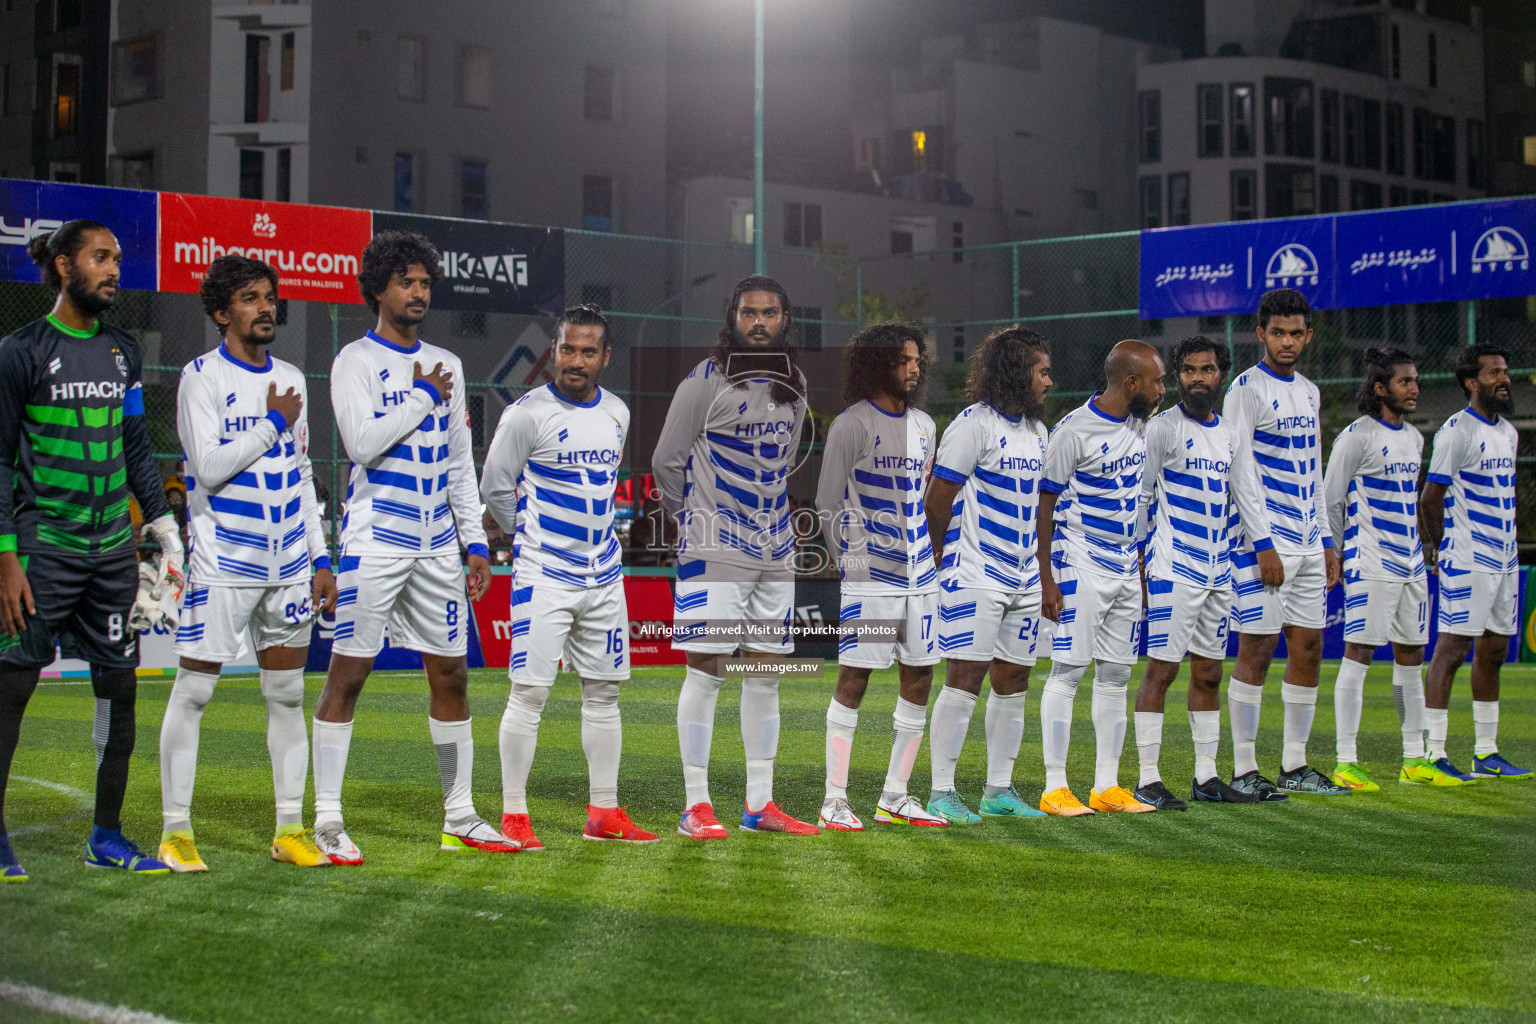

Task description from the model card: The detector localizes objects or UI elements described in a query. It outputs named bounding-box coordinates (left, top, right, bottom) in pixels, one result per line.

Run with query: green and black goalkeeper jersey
left=0, top=314, right=170, bottom=557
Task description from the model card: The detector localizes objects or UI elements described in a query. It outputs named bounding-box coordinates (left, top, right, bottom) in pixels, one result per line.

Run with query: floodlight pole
left=753, top=0, right=766, bottom=275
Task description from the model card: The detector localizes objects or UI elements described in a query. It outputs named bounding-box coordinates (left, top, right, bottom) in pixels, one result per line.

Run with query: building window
left=109, top=152, right=153, bottom=190
left=1467, top=118, right=1485, bottom=188
left=1, top=63, right=9, bottom=117
left=458, top=46, right=491, bottom=108
left=1319, top=173, right=1340, bottom=213
left=727, top=197, right=753, bottom=244
left=1319, top=89, right=1339, bottom=163
left=1197, top=83, right=1223, bottom=157
left=582, top=173, right=613, bottom=230
left=53, top=55, right=80, bottom=137
left=280, top=32, right=295, bottom=91
left=1414, top=108, right=1455, bottom=182
left=1390, top=23, right=1401, bottom=80
left=1385, top=102, right=1405, bottom=175
left=1427, top=31, right=1437, bottom=88
left=584, top=65, right=616, bottom=122
left=1349, top=179, right=1383, bottom=210
left=276, top=147, right=291, bottom=202
left=1343, top=95, right=1382, bottom=169
left=244, top=34, right=270, bottom=123
left=394, top=153, right=415, bottom=212
left=783, top=201, right=822, bottom=248
left=952, top=327, right=964, bottom=365
left=460, top=158, right=488, bottom=219
left=1265, top=163, right=1315, bottom=217
left=49, top=162, right=81, bottom=183
left=1389, top=185, right=1409, bottom=206
left=951, top=220, right=964, bottom=264
left=397, top=37, right=425, bottom=100
left=1139, top=175, right=1162, bottom=228
left=856, top=136, right=881, bottom=170
left=54, top=0, right=81, bottom=30
left=1167, top=173, right=1191, bottom=226
left=112, top=36, right=159, bottom=105
left=1230, top=83, right=1255, bottom=157
left=889, top=215, right=934, bottom=254
left=791, top=306, right=822, bottom=350
left=1411, top=187, right=1429, bottom=204
left=1264, top=78, right=1313, bottom=158
left=239, top=149, right=264, bottom=200
left=1230, top=170, right=1257, bottom=220
left=1138, top=90, right=1161, bottom=162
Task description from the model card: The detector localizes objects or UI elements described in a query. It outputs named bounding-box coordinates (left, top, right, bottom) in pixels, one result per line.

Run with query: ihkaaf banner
left=0, top=178, right=158, bottom=290
left=158, top=192, right=373, bottom=303
left=373, top=212, right=564, bottom=315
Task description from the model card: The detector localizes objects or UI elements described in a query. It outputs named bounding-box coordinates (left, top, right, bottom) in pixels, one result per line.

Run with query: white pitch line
left=0, top=980, right=195, bottom=1024
left=9, top=776, right=92, bottom=837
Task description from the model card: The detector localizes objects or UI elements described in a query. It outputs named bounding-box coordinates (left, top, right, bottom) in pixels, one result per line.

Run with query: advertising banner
left=158, top=192, right=373, bottom=304
left=373, top=212, right=564, bottom=316
left=471, top=573, right=685, bottom=670
left=1140, top=214, right=1335, bottom=318
left=0, top=178, right=158, bottom=290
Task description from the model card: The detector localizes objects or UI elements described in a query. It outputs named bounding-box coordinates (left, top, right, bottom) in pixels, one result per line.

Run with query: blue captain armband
left=467, top=543, right=489, bottom=560
left=122, top=387, right=145, bottom=416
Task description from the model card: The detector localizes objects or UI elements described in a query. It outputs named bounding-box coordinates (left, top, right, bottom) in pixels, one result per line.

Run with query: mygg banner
left=0, top=178, right=158, bottom=290
left=159, top=192, right=373, bottom=303
left=1140, top=215, right=1335, bottom=318
left=373, top=212, right=564, bottom=315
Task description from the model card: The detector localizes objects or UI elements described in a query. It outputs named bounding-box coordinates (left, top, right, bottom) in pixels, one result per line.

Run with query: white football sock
left=1473, top=700, right=1499, bottom=757
left=1134, top=711, right=1164, bottom=788
left=429, top=716, right=477, bottom=827
left=1392, top=663, right=1426, bottom=759
left=1091, top=663, right=1131, bottom=792
left=260, top=667, right=308, bottom=830
left=498, top=685, right=547, bottom=816
left=581, top=680, right=622, bottom=809
left=740, top=675, right=780, bottom=813
left=927, top=685, right=976, bottom=795
left=1425, top=706, right=1449, bottom=761
left=1280, top=682, right=1317, bottom=773
left=159, top=668, right=218, bottom=832
left=311, top=717, right=353, bottom=827
left=1227, top=678, right=1264, bottom=777
left=677, top=666, right=723, bottom=809
left=983, top=689, right=1027, bottom=792
left=1332, top=659, right=1369, bottom=763
left=1041, top=663, right=1085, bottom=793
left=824, top=698, right=859, bottom=801
left=883, top=696, right=927, bottom=799
left=1189, top=709, right=1220, bottom=784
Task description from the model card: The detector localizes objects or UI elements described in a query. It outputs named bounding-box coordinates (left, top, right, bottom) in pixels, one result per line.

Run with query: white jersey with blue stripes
left=1042, top=395, right=1146, bottom=580
left=1141, top=404, right=1234, bottom=590
left=1427, top=407, right=1518, bottom=575
left=932, top=403, right=1049, bottom=593
left=479, top=382, right=629, bottom=589
left=1323, top=415, right=1425, bottom=582
left=1224, top=361, right=1327, bottom=557
left=813, top=399, right=937, bottom=595
left=178, top=344, right=329, bottom=586
left=330, top=331, right=487, bottom=562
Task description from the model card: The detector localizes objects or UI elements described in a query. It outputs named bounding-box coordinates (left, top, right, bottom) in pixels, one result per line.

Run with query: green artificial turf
left=3, top=662, right=1533, bottom=1024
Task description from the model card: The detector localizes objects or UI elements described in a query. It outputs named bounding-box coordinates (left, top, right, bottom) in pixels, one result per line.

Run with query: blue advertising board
left=1140, top=196, right=1536, bottom=319
left=0, top=178, right=159, bottom=291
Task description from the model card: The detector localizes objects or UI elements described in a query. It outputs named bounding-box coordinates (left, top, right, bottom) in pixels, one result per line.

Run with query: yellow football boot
left=1088, top=785, right=1157, bottom=813
left=159, top=831, right=209, bottom=874
left=272, top=827, right=332, bottom=867
left=1039, top=786, right=1095, bottom=816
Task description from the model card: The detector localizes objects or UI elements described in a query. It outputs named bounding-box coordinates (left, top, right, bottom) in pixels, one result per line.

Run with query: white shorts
left=1144, top=578, right=1230, bottom=662
left=1437, top=569, right=1518, bottom=637
left=176, top=582, right=312, bottom=662
left=671, top=559, right=794, bottom=655
left=1230, top=548, right=1327, bottom=634
left=509, top=579, right=630, bottom=685
left=332, top=553, right=468, bottom=658
left=1343, top=576, right=1429, bottom=647
left=1050, top=567, right=1141, bottom=667
left=838, top=590, right=940, bottom=669
left=935, top=586, right=1042, bottom=667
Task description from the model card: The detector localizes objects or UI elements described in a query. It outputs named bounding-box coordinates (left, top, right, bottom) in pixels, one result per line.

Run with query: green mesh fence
left=2, top=223, right=1533, bottom=556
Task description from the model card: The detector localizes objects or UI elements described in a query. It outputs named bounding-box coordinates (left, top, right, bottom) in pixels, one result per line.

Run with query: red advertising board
left=158, top=192, right=373, bottom=304
left=471, top=574, right=684, bottom=670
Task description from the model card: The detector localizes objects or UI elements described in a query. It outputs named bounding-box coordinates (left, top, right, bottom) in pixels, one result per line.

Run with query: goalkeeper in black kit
left=0, top=220, right=185, bottom=881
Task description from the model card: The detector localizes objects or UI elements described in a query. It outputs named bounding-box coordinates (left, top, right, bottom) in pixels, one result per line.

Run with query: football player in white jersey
left=921, top=326, right=1054, bottom=824
left=1421, top=345, right=1531, bottom=781
left=1132, top=336, right=1259, bottom=809
left=1323, top=349, right=1466, bottom=790
left=1224, top=289, right=1349, bottom=798
left=310, top=232, right=509, bottom=863
left=157, top=255, right=338, bottom=872
left=814, top=322, right=944, bottom=830
left=653, top=277, right=820, bottom=838
left=1037, top=339, right=1163, bottom=816
left=481, top=305, right=659, bottom=848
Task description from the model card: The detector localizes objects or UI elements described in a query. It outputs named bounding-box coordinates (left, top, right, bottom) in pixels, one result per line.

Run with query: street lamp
left=753, top=0, right=765, bottom=275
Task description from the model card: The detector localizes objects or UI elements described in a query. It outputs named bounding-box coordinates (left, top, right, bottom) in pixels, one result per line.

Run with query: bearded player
left=814, top=322, right=944, bottom=830
left=0, top=221, right=183, bottom=881
left=652, top=276, right=819, bottom=837
left=922, top=326, right=1054, bottom=824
